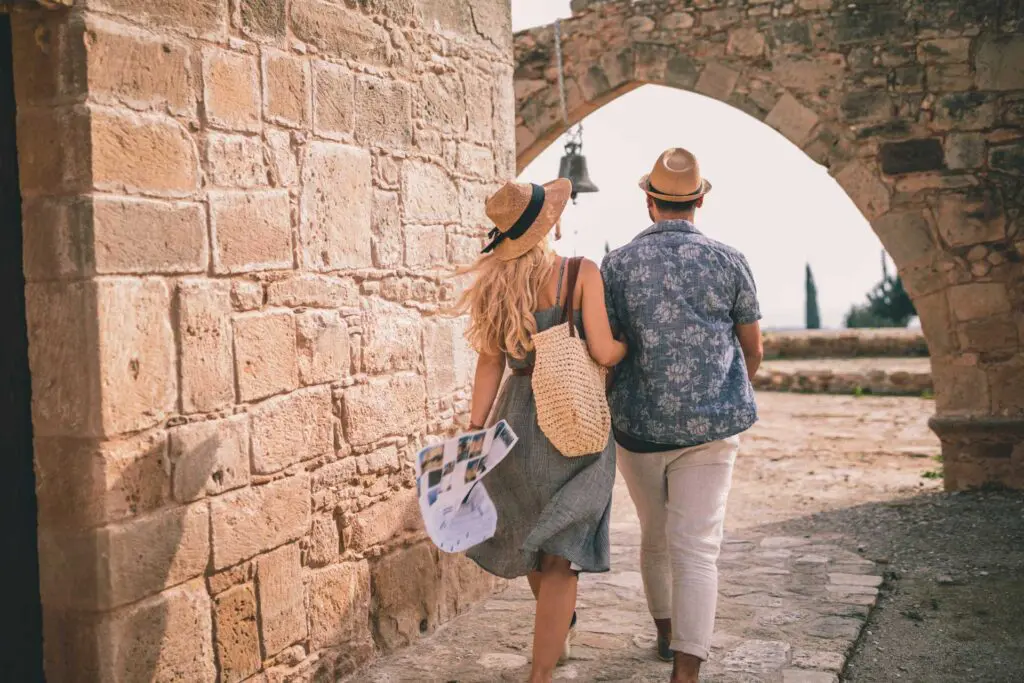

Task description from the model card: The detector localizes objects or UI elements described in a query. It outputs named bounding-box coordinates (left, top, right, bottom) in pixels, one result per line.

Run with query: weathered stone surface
left=312, top=61, right=355, bottom=139
left=933, top=188, right=1007, bottom=247
left=91, top=196, right=207, bottom=274
left=307, top=515, right=342, bottom=566
left=90, top=110, right=199, bottom=196
left=300, top=143, right=373, bottom=270
left=306, top=561, right=373, bottom=649
left=695, top=63, right=740, bottom=102
left=263, top=50, right=310, bottom=128
left=240, top=0, right=286, bottom=40
left=727, top=27, right=766, bottom=58
left=210, top=190, right=293, bottom=273
left=266, top=274, right=359, bottom=309
left=178, top=280, right=235, bottom=413
left=355, top=76, right=412, bottom=149
left=210, top=474, right=311, bottom=569
left=722, top=639, right=792, bottom=672
left=95, top=278, right=177, bottom=435
left=257, top=543, right=307, bottom=656
left=361, top=299, right=422, bottom=374
left=251, top=387, right=334, bottom=474
left=213, top=584, right=261, bottom=682
left=944, top=132, right=986, bottom=170
left=948, top=283, right=1011, bottom=322
left=372, top=190, right=404, bottom=268
left=402, top=160, right=459, bottom=222
left=290, top=0, right=389, bottom=63
left=835, top=161, right=890, bottom=221
left=342, top=374, right=426, bottom=445
left=975, top=34, right=1024, bottom=91
left=423, top=318, right=458, bottom=399
left=202, top=47, right=260, bottom=132
left=783, top=670, right=838, bottom=683
left=880, top=138, right=945, bottom=175
left=765, top=93, right=819, bottom=146
left=233, top=311, right=299, bottom=402
left=265, top=128, right=299, bottom=186
left=343, top=490, right=421, bottom=552
left=372, top=543, right=440, bottom=649
left=296, top=310, right=350, bottom=385
left=169, top=414, right=250, bottom=502
left=205, top=132, right=267, bottom=188
left=989, top=142, right=1024, bottom=176
left=872, top=210, right=936, bottom=267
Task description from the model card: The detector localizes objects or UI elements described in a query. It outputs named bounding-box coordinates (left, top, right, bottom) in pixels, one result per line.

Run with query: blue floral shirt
left=601, top=220, right=761, bottom=448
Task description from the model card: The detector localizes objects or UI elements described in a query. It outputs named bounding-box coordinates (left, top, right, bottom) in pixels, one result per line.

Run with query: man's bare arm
left=735, top=321, right=763, bottom=382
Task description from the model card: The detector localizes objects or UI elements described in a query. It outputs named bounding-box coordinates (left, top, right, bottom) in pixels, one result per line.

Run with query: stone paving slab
left=353, top=476, right=881, bottom=683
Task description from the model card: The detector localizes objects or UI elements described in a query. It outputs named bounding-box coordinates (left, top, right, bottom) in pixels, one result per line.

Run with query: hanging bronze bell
left=557, top=141, right=599, bottom=200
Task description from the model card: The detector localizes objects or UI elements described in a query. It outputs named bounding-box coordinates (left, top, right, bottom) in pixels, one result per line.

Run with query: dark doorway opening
left=0, top=14, right=45, bottom=683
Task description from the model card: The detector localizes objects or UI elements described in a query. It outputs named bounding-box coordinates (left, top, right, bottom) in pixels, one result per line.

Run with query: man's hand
left=734, top=321, right=763, bottom=382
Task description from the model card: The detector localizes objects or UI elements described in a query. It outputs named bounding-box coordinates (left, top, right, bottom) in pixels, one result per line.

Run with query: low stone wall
left=754, top=359, right=933, bottom=397
left=763, top=329, right=929, bottom=360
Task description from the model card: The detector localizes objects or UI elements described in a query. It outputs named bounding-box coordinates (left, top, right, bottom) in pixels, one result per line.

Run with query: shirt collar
left=634, top=219, right=702, bottom=242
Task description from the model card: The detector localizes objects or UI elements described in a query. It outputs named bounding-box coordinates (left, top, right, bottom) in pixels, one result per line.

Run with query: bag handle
left=561, top=256, right=583, bottom=338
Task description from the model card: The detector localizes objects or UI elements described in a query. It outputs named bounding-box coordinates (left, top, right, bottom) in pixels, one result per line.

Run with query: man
left=601, top=148, right=763, bottom=683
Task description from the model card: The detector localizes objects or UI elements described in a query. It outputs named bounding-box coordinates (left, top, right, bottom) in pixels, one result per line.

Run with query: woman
left=453, top=178, right=627, bottom=683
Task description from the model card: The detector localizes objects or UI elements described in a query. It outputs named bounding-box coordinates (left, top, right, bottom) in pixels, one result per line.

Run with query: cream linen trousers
left=615, top=435, right=740, bottom=660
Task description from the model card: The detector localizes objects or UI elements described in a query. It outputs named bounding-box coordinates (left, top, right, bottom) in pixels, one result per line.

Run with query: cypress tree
left=805, top=263, right=821, bottom=330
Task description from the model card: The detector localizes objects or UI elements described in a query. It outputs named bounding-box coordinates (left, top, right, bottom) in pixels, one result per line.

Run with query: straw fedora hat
left=638, top=147, right=711, bottom=203
left=481, top=178, right=572, bottom=261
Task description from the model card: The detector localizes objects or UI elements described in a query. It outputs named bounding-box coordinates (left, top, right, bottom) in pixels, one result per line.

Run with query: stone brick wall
left=763, top=329, right=929, bottom=359
left=10, top=1, right=513, bottom=680
left=514, top=0, right=1024, bottom=491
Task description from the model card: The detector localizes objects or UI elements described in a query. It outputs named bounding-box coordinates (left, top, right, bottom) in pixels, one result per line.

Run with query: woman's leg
left=528, top=570, right=542, bottom=599
left=529, top=554, right=578, bottom=683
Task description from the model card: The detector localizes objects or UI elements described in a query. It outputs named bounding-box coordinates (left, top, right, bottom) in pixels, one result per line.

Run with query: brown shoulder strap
left=562, top=256, right=583, bottom=338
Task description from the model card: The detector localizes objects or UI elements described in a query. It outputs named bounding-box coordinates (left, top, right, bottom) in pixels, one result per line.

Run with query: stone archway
left=514, top=0, right=1024, bottom=491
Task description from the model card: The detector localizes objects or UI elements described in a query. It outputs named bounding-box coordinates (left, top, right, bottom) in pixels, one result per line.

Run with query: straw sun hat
left=481, top=178, right=572, bottom=261
left=638, top=147, right=712, bottom=203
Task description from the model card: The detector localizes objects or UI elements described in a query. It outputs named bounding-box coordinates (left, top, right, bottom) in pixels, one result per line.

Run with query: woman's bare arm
left=468, top=351, right=506, bottom=428
left=579, top=259, right=628, bottom=367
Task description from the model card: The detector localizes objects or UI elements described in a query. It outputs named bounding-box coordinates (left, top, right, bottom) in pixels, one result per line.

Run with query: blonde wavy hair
left=452, top=240, right=556, bottom=360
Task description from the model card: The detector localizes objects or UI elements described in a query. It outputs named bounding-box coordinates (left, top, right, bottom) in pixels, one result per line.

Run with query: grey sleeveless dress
left=467, top=262, right=616, bottom=578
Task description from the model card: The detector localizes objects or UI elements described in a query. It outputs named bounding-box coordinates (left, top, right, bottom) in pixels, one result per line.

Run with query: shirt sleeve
left=600, top=255, right=624, bottom=339
left=731, top=253, right=762, bottom=326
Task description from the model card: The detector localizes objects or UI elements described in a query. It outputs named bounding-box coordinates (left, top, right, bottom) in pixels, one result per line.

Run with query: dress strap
left=554, top=257, right=568, bottom=306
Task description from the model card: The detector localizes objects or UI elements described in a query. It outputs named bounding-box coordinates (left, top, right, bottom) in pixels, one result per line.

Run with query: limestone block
left=312, top=61, right=355, bottom=139
left=932, top=356, right=990, bottom=413
left=96, top=278, right=176, bottom=435
left=989, top=361, right=1024, bottom=414
left=233, top=311, right=299, bottom=402
left=296, top=310, right=350, bottom=385
left=695, top=63, right=740, bottom=102
left=797, top=0, right=832, bottom=9
left=416, top=71, right=466, bottom=134
left=975, top=34, right=1024, bottom=91
left=360, top=299, right=422, bottom=374
left=703, top=8, right=741, bottom=32
left=880, top=138, right=945, bottom=175
left=257, top=543, right=307, bottom=656
left=404, top=225, right=447, bottom=268
left=91, top=196, right=207, bottom=274
left=661, top=12, right=695, bottom=30
left=90, top=109, right=199, bottom=196
left=307, top=515, right=342, bottom=566
left=913, top=291, right=954, bottom=357
left=927, top=64, right=974, bottom=92
left=263, top=49, right=311, bottom=129
left=917, top=38, right=972, bottom=65
left=437, top=550, right=498, bottom=622
left=727, top=27, right=766, bottom=58
left=933, top=188, right=1007, bottom=248
left=266, top=274, right=360, bottom=309
left=213, top=584, right=261, bottom=682
left=202, top=47, right=260, bottom=132
left=240, top=0, right=287, bottom=40
left=311, top=457, right=359, bottom=512
left=251, top=387, right=335, bottom=474
left=419, top=0, right=473, bottom=35
left=306, top=561, right=372, bottom=650
left=872, top=209, right=937, bottom=268
left=169, top=414, right=250, bottom=502
left=944, top=132, right=986, bottom=170
left=178, top=279, right=236, bottom=413
left=84, top=17, right=195, bottom=119
left=92, top=579, right=216, bottom=682
left=210, top=473, right=311, bottom=569
left=957, top=316, right=1018, bottom=353
left=765, top=93, right=819, bottom=146
left=342, top=490, right=421, bottom=552
left=947, top=283, right=1011, bottom=322
left=422, top=318, right=457, bottom=400
left=25, top=281, right=95, bottom=436
left=402, top=160, right=459, bottom=222
left=448, top=233, right=482, bottom=267
left=38, top=502, right=209, bottom=611
left=20, top=199, right=88, bottom=281
left=989, top=142, right=1024, bottom=177
left=290, top=0, right=390, bottom=63
left=372, top=190, right=404, bottom=269
left=342, top=374, right=426, bottom=445
left=34, top=431, right=170, bottom=529
left=265, top=129, right=299, bottom=187
left=932, top=92, right=1000, bottom=131
left=300, top=142, right=373, bottom=271
left=355, top=75, right=412, bottom=149
left=465, top=68, right=494, bottom=143
left=371, top=543, right=439, bottom=650
left=210, top=190, right=294, bottom=273
left=834, top=161, right=890, bottom=221
left=88, top=0, right=227, bottom=38
left=205, top=132, right=268, bottom=188
left=231, top=280, right=264, bottom=311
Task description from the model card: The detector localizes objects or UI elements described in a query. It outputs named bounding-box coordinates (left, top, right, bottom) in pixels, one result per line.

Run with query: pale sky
left=512, top=1, right=891, bottom=330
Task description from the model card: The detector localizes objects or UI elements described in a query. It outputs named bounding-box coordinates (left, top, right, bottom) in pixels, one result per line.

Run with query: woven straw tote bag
left=532, top=257, right=611, bottom=457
